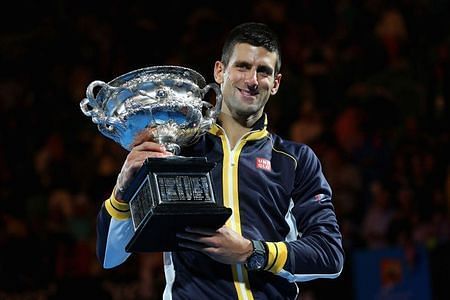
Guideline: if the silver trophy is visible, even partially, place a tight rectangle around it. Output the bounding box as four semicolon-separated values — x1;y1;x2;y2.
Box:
80;65;221;152
80;65;231;252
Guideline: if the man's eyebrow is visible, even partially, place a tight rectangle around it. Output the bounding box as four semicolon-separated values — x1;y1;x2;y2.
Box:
257;65;274;75
233;61;274;75
233;61;252;68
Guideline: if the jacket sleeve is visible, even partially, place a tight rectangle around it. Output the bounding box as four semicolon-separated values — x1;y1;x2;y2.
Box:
264;145;344;282
96;191;134;269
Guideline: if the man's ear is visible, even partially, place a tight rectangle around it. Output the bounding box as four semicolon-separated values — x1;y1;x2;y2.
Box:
214;61;224;84
270;73;282;95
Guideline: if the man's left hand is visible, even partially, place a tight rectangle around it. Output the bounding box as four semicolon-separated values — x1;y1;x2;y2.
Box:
176;226;253;265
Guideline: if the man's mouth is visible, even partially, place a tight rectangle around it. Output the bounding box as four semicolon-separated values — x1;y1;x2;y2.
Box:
237;87;258;96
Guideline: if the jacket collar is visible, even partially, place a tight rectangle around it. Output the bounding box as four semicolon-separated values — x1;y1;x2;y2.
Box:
210;113;269;141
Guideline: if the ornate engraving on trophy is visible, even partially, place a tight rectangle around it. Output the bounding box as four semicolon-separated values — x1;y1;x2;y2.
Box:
79;66;221;153
154;173;214;203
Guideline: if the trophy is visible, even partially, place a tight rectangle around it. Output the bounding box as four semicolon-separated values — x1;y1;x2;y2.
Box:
80;65;232;252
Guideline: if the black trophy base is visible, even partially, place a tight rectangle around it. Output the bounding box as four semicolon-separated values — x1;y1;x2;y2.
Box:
125;204;231;252
122;156;232;253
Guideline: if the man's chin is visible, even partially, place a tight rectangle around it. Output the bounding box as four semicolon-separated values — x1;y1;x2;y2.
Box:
233;107;261;119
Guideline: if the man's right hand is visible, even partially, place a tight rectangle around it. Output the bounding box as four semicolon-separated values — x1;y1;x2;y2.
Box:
114;141;173;201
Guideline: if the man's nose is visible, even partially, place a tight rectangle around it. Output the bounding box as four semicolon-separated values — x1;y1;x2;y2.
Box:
245;70;258;90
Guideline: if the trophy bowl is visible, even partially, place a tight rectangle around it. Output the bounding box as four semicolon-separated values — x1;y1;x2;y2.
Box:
80;65;222;153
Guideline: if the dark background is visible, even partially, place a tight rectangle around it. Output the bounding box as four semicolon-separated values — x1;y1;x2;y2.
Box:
0;0;449;299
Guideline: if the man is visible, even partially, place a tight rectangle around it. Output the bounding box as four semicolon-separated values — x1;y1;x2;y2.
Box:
97;22;344;299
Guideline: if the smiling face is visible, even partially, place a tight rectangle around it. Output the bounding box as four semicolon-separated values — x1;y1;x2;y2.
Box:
214;43;282;122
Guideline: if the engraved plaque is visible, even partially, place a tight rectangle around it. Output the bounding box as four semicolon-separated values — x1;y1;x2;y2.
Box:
155;174;214;203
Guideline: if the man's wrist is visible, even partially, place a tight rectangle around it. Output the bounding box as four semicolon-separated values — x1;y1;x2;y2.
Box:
114;185;127;202
242;239;253;263
105;189;131;220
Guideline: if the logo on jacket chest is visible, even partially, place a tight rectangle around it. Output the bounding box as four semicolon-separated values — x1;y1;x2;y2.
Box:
255;157;271;171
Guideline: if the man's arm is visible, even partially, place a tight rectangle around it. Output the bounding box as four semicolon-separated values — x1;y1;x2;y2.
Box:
176;145;344;282
96;192;134;268
96;141;172;268
273;145;344;282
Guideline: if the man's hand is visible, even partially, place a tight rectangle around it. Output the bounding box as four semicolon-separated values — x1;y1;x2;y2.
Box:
115;141;172;200
176;226;253;265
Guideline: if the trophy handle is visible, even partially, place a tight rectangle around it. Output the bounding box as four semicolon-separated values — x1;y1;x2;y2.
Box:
80;80;126;144
199;83;222;130
80;80;108;117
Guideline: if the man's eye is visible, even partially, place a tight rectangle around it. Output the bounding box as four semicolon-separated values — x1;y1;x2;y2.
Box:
258;71;272;78
236;66;248;70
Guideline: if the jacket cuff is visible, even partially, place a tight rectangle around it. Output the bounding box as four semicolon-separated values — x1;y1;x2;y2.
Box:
264;242;288;274
104;188;131;220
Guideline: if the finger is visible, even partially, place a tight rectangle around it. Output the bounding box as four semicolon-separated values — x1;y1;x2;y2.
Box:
176;232;204;242
178;240;203;251
177;232;217;247
178;241;216;254
185;227;217;236
122;148;169;178
133;141;166;152
132;145;174;159
127;150;169;167
132;128;157;147
129;159;147;171
118;156;156;186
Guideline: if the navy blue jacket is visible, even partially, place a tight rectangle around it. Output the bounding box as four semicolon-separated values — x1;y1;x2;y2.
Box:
97;115;344;299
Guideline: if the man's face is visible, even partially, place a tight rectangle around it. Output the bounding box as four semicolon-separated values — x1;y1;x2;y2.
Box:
214;43;282;120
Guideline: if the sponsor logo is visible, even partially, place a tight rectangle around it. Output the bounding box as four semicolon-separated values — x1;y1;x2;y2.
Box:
256;157;271;171
314;194;327;203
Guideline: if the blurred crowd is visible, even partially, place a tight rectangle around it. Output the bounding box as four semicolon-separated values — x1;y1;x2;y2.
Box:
0;0;449;299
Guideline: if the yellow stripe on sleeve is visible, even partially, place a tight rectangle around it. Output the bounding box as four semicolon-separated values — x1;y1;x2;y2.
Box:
104;189;131;220
265;242;277;271
265;242;288;274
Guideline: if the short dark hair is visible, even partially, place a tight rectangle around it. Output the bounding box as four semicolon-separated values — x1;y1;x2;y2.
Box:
221;22;282;74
